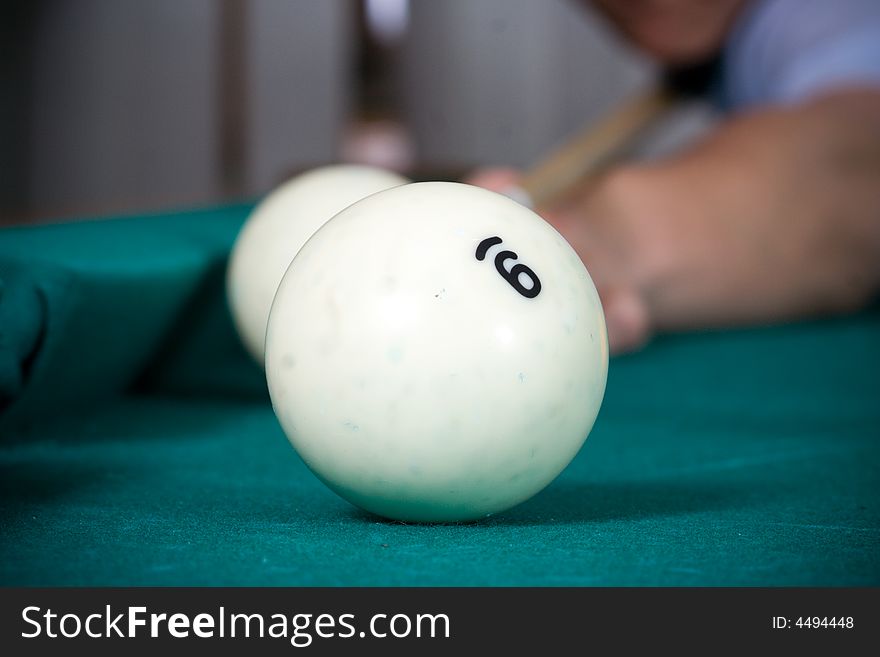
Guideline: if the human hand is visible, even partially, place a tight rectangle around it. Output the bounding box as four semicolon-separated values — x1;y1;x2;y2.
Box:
467;167;655;354
469;90;880;356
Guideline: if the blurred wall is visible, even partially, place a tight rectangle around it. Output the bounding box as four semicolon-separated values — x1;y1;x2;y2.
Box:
1;0;713;223
244;0;353;193
2;0;354;222
25;0;220;217
402;0;653;169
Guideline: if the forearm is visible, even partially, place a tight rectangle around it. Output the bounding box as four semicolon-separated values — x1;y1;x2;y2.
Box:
600;89;880;333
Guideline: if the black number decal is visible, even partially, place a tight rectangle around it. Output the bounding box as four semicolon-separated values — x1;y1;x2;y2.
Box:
475;236;502;260
475;236;542;299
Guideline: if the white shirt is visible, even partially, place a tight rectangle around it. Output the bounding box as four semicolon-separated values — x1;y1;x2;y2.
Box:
721;0;880;109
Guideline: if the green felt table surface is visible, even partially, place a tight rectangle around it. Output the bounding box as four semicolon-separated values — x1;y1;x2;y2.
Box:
0;206;878;586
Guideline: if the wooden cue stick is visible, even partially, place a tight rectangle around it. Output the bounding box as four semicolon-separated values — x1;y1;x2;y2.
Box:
513;86;676;209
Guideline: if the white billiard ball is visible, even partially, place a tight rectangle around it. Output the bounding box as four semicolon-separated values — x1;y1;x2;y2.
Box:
227;165;408;363
265;181;608;522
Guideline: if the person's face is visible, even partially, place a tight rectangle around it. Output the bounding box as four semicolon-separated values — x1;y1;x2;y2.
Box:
592;0;749;64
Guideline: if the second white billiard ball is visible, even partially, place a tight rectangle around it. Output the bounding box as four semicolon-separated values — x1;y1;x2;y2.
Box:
227;165;408;363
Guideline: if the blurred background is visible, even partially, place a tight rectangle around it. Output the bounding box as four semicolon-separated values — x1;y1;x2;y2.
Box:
0;0;715;224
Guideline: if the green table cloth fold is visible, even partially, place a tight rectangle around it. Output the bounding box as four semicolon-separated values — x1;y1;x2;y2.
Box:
0;205;266;436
